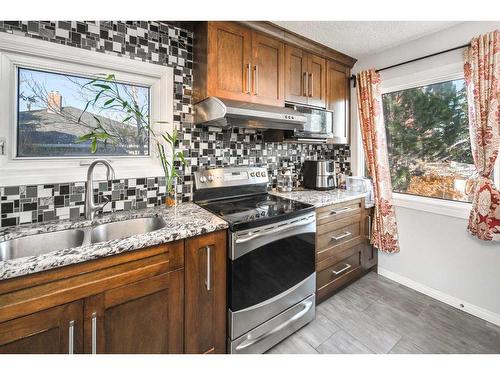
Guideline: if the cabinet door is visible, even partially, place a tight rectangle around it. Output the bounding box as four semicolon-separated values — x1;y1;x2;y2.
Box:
327;60;350;143
251;32;285;106
361;208;378;271
184;231;227;354
0;301;83;354
285;45;308;105
84;271;184;354
207;22;252;102
307;53;327;108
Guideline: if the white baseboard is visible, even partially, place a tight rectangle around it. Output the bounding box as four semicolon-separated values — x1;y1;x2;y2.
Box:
378;267;500;327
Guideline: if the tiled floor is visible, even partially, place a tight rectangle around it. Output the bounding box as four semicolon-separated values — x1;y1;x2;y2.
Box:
267;272;500;354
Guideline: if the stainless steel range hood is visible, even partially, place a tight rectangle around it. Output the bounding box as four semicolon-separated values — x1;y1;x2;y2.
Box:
194;97;306;130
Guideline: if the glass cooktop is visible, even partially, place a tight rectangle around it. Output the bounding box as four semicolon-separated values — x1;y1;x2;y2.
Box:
197;193;315;231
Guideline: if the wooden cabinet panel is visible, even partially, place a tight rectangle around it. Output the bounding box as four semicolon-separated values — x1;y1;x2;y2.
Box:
252;32;284;106
316;198;362;225
207;22;252;102
285;45;308;105
84;271;183;354
361;207;378;271
314;198;378;302
285;47;326;107
307;54;327;108
316;247;363;303
327;60;350;143
0;301;83;354
184;230;227;354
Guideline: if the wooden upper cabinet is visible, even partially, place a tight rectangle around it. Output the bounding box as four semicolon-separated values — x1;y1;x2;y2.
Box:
84;271;183;354
184;231;227;354
196;22;284;106
307;54;327;108
251;32;285;106
0;301;83;354
207;22;252;102
326;60;350;143
285;46;326;108
285;45;308;105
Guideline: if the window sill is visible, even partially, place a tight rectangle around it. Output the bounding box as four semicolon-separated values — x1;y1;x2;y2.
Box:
392;193;471;220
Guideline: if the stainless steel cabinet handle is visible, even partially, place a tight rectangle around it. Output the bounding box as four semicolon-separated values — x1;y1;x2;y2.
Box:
235;299;313;351
331;231;351;241
253;65;259;95
367;215;372;239
246;63;251;94
91;312;97;354
332;263;352;275
68;320;75;354
330;207;354;215
309;72;313;97
205;245;211;291
303;72;308;96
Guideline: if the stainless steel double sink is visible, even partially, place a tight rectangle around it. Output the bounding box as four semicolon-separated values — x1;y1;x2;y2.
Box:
0;217;166;262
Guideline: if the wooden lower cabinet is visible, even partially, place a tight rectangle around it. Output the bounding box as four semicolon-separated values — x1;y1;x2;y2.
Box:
0;301;83;354
184;230;226;354
0;230;227;354
84;270;183;354
315;199;377;303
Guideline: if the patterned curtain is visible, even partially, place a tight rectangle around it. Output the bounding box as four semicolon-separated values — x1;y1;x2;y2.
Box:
464;30;500;241
356;69;400;253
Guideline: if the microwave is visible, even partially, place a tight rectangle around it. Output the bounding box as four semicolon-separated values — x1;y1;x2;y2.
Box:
285;103;334;140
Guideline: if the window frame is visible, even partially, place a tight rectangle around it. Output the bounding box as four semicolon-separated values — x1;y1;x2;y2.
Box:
0;32;174;186
356;49;500;219
15;66;153;159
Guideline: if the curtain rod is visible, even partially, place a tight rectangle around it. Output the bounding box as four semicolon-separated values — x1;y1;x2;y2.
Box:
350;42;471;87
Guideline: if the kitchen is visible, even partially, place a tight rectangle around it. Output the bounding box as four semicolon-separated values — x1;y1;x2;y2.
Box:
0;1;500;372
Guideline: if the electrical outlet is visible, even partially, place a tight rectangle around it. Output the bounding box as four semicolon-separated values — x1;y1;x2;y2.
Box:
0;137;5;155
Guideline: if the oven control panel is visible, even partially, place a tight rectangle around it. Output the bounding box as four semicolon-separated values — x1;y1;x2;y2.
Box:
194;166;269;189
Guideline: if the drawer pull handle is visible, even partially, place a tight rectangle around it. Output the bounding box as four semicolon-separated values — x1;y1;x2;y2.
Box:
68;320;75;354
332;263;352;275
367;215;372;239
330;207;354;215
205;245;211;291
91;312;97;354
331;231;351;241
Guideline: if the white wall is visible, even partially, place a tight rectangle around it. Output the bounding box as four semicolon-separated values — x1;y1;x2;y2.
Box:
350;21;500;325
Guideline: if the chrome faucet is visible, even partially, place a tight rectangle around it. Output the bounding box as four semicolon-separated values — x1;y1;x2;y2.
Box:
85;159;115;220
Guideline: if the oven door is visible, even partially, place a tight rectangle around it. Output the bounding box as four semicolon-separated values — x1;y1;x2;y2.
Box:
228;213;316;340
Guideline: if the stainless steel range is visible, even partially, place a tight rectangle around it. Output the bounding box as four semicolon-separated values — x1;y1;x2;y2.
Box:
193;166;316;354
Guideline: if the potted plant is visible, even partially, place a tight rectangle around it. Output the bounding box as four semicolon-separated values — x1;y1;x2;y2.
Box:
76;74;186;207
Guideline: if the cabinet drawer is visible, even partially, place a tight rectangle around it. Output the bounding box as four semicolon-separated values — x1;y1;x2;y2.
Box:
316;199;362;225
316;250;362;302
317;219;361;253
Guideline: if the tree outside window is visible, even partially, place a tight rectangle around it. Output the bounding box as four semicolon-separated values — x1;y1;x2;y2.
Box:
382;79;474;202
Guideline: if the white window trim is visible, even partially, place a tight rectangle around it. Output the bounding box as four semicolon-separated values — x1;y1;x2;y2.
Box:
355;48;500;219
0;32;174;186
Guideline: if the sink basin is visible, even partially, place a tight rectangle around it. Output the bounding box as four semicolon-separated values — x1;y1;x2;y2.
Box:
91;217;166;243
0;229;86;261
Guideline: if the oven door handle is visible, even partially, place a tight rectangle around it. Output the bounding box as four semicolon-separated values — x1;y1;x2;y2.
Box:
234;299;313;352
235;216;315;244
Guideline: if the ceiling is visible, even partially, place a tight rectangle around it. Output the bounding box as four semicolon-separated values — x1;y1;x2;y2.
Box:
272;21;463;59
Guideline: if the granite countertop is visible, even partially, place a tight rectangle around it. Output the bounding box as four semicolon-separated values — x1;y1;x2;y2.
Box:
271;188;372;209
0;203;228;281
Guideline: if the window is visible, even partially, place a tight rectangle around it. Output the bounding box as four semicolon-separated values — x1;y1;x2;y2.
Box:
17;67;150;157
382;79;474;203
0;33;173;186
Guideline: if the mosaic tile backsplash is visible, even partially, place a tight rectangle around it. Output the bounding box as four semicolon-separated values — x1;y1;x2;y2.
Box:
0;178;167;228
0;21;351;228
